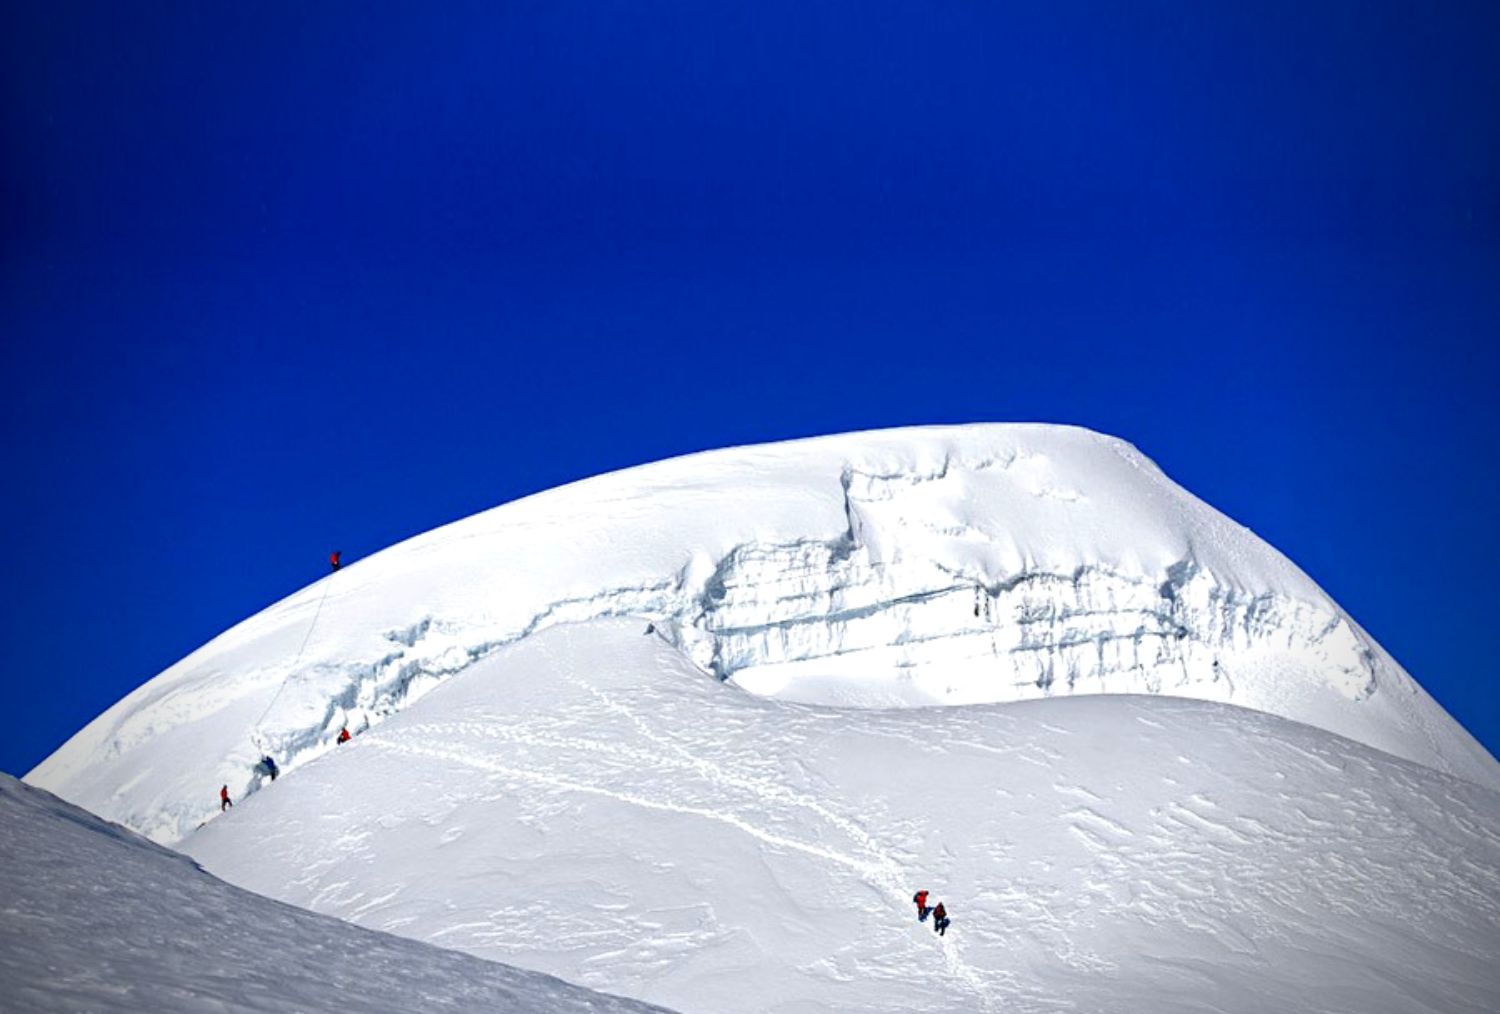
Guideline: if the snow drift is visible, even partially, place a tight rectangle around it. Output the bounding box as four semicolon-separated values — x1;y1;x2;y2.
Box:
29;425;1496;843
0;773;675;1014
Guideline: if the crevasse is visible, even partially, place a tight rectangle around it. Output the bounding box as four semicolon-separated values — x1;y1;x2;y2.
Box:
260;464;1377;767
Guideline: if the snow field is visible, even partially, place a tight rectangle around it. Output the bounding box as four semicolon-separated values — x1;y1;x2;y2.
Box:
186;619;1500;1014
0;772;677;1014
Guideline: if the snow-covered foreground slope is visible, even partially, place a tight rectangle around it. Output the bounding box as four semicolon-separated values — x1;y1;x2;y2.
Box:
28;426;1498;843
0;773;675;1014
186;619;1500;1014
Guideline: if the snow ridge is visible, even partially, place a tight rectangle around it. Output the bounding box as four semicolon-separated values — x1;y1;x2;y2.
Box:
0;773;677;1014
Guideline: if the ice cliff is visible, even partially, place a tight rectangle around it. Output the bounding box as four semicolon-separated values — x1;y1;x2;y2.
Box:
28;424;1498;842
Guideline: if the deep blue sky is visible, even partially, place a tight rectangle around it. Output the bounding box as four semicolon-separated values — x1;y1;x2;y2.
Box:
3;2;1497;777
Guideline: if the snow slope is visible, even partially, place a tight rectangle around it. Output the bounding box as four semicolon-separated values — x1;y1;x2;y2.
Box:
0;772;675;1014
28;425;1498;845
183;619;1500;1014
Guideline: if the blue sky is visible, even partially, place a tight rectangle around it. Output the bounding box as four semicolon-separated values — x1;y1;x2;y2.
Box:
2;2;1496;776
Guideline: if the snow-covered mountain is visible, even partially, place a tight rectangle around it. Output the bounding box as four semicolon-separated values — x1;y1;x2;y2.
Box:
28;425;1497;844
21;424;1500;1012
0;773;675;1013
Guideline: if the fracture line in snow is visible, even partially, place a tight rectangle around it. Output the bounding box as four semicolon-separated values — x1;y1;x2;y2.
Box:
372;735;1001;1010
386;677;1003;1010
535;640;1000;1010
395;720;703;778
555;661;909;888
369;739;892;879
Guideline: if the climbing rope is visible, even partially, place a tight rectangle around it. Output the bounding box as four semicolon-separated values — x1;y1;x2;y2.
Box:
250;569;337;751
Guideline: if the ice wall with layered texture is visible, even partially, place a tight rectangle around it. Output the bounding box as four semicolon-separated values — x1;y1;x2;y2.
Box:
28;425;1498;843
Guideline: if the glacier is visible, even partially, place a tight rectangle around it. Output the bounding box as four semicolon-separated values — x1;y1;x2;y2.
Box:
28;424;1496;844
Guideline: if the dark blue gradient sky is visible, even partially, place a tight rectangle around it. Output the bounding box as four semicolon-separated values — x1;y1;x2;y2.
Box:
3;2;1497;776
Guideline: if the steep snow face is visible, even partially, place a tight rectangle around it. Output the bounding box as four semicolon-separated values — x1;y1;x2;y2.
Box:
184;620;1500;1014
28;425;1498;843
0;774;675;1014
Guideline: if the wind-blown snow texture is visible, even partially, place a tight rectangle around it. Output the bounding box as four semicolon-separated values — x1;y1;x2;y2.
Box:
0;773;675;1014
184;621;1500;1014
30;425;1497;844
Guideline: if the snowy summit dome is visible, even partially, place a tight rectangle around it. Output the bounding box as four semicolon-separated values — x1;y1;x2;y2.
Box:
29;424;1498;845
